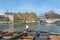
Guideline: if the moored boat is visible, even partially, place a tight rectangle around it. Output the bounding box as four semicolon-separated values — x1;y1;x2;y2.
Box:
49;35;60;40
40;30;48;33
50;32;60;36
2;34;13;39
0;31;8;38
18;36;33;40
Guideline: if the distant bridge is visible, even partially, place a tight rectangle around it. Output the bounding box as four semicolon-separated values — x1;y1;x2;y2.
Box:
45;19;60;23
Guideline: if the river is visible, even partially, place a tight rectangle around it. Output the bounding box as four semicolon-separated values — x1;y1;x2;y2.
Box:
0;23;60;34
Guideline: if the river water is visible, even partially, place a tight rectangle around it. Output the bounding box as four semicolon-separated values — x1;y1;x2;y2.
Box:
0;24;60;40
0;24;60;34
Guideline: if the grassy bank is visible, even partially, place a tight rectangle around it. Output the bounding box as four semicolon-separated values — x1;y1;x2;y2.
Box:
0;21;14;24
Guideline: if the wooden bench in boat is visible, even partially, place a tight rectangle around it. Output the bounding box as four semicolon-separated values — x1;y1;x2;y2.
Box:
49;35;60;40
19;36;33;40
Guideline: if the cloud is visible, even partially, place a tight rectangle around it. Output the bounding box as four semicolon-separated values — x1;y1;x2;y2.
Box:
1;0;60;15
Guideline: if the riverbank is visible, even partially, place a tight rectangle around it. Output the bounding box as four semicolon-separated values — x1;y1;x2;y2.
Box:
0;21;39;24
0;21;58;24
0;21;14;24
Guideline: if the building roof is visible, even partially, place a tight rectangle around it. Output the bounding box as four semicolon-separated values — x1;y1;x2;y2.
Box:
5;12;13;15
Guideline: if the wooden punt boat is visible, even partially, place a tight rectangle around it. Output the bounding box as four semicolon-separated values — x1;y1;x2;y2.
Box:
0;31;8;38
2;34;12;39
50;32;59;36
18;36;33;40
3;36;12;39
49;32;60;40
49;35;60;40
40;30;48;33
2;32;21;39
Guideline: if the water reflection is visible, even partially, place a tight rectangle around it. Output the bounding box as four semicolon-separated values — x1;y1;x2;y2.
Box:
35;24;60;34
0;24;60;34
7;24;15;32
